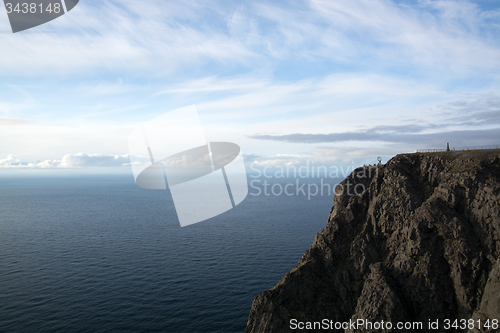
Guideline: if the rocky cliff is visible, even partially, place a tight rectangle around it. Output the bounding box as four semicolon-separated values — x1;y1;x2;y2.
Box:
246;150;500;333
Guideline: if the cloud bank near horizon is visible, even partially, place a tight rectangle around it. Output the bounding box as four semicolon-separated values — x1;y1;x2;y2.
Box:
0;153;130;169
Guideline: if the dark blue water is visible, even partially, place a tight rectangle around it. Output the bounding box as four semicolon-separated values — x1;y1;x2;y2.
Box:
0;174;336;333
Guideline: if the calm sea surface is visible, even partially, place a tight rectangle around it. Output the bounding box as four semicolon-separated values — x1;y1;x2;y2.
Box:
0;174;337;333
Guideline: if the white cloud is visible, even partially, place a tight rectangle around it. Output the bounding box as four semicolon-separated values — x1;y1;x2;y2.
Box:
0;153;130;168
1;0;498;76
0;117;135;161
0;154;22;167
0;0;257;76
189;72;443;125
78;78;140;96
0;117;40;126
154;76;269;95
308;0;500;71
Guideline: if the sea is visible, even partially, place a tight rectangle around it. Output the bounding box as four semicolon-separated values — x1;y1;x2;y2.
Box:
0;173;339;333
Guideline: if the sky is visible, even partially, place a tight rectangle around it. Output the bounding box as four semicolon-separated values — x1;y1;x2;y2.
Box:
1;0;499;171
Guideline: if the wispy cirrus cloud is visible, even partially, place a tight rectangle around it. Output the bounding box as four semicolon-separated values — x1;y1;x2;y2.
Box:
308;0;500;72
0;0;257;76
1;0;498;76
77;78;141;96
154;76;269;96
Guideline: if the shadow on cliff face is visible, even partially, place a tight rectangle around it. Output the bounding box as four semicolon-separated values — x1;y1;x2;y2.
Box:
246;149;500;333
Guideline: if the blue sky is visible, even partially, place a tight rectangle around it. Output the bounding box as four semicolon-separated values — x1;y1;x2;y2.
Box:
1;0;499;170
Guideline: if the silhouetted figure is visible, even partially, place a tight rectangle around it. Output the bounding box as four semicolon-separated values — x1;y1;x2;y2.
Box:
446;143;450;152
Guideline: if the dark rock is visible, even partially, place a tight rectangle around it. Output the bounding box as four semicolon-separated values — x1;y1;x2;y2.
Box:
246;150;500;333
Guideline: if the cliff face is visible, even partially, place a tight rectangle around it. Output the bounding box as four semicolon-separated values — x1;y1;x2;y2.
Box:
246;150;500;333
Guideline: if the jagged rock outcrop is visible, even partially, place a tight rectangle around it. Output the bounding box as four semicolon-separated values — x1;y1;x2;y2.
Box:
246;150;500;333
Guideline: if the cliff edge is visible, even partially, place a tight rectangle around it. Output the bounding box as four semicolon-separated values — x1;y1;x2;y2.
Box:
246;150;500;333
